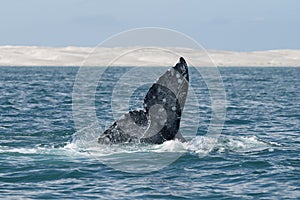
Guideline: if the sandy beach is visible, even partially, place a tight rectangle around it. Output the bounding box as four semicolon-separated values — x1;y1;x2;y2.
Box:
0;46;299;67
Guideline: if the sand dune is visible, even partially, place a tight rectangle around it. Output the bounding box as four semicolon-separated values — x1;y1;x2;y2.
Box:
0;46;299;67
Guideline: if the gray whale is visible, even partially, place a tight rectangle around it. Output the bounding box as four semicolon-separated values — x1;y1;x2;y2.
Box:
98;57;189;144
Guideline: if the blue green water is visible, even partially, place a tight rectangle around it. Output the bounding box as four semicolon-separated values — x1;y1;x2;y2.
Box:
0;66;299;199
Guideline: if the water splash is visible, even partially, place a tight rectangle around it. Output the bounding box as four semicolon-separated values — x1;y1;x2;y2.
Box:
0;135;279;157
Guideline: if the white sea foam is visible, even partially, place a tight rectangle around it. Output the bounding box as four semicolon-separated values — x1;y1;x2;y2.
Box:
0;134;280;174
0;135;279;158
0;147;38;154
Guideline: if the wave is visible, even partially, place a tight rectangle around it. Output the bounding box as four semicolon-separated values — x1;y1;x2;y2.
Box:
0;135;280;156
0;135;281;173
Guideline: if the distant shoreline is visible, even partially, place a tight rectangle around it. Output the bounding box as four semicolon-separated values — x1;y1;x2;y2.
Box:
1;46;299;67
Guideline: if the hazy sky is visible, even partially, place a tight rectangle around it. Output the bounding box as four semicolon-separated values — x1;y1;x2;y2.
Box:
1;0;299;51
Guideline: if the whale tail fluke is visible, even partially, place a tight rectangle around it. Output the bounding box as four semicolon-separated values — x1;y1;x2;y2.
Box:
98;57;189;144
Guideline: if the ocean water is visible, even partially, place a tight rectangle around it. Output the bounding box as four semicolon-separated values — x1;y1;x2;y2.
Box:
0;66;299;199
